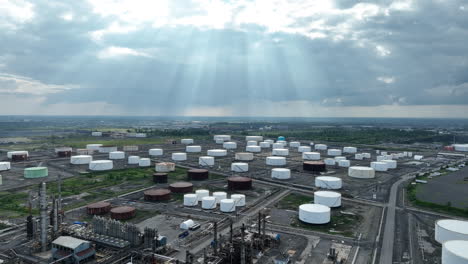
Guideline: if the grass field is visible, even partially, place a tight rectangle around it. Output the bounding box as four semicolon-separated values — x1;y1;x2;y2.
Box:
276;193;313;210
291;212;360;237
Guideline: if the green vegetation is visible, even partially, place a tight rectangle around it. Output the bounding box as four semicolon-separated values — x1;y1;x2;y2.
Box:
291;212;360;237
277;193;313;210
407;184;468;217
0;192;37;218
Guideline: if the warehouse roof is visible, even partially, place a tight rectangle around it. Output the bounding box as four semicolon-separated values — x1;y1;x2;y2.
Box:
52;236;89;249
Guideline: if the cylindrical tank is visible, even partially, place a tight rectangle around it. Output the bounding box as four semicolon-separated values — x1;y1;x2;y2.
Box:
223;142;237;149
214;135;231;142
207;149;227;157
289;142;301;148
172;153;187;161
155;162;175;172
70;155;93;165
272;148;289;156
201;197;217;209
109;151;125;160
170;182;194;193
343;147;358;153
86;201;111;215
7;151;29;159
149;148;163;156
362;153;371;159
245;136;263;142
303;152;321;160
76;149;94;155
303;161;326;173
188;169;209;181
213;192;227;203
99;146;117;153
220;199;236;212
265;139;275;144
315;144;328;150
348;166;376;178
183;194;198;206
231;162;249;172
186;145;201;153
259;142;271;148
128;156;140;164
314;191;342;207
199;156;215;166
24;167;48;178
56;147;72;158
277;141;288;147
355;154;363;160
435;219;468;244
195;189;209;201
338;160;350;167
382;160;397;169
153;173;168;183
227;176;252;190
89;160;113;171
86;144;102;151
139;158;151;167
181;139;194;145
123;145;138;152
231;194;246;207
324;158;336;166
235;152;254;161
247;141;257;146
334;156;346;162
110;206;136;220
246;145;261;152
376;156;386;162
371;162;388;172
0;162;11;171
144;188;171;201
272;143;284;149
266;156;286;166
315;176;342;189
298;146;311;153
328;149;342;156
271;168;291;179
91;131;102;137
442;240;468;264
299;204;331;224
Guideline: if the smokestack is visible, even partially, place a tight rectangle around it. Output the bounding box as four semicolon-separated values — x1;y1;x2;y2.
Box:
39;182;48;252
241;224;246;264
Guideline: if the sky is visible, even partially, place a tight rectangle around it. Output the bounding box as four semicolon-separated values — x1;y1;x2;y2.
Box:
0;0;467;118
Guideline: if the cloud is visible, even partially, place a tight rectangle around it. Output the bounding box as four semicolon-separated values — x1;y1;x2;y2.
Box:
0;0;34;30
97;46;153;59
377;76;395;84
0;73;79;95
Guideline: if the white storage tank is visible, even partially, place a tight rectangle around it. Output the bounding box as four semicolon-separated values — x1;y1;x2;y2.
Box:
259;142;271;148
155;162;175;172
223;142;237;149
207;149;227;157
266;156;287;166
139;158;151;167
0;162;11;171
231;163;249;172
89;160;113;171
334;156;346;162
343;147;357;153
99;146;117;153
265;139;275;144
181;139;194;145
245;136;263;142
355;154;363;160
454;144;468;152
298;146;312;153
277;141;288;147
214;135;231;142
172;153;187;161
186;145;202;153
235;152;254;161
109;151;125;160
247;140;258;146
272;148;289;156
91;131;102;136
338;160;350;167
70;155;92;165
303;152;321;160
213;192;227;203
201;197;216;209
220;199;236;212
231;194;246;207
348;166;376;178
299;204;331;224
442;240;468;264
315;144;328;150
180;219;195;230
315;176;342;189
324;158;336;166
7;150;29;159
376;155;386;161
199;156;215;166
271;168;291;179
246;145;261;152
382;160;397;169
215;139;225;144
86;144;102;151
328;149;342;156
272;143;284;149
289;142;301;148
435;219;468;244
128;156;140;164
195;190;210;201
371;162;388;172
314;191;342;207
414;155;424;161
149;148;163;156
183;194;198;206
362;153;371;159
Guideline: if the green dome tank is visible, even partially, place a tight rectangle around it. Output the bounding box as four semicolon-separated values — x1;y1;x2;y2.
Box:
24;167;48;178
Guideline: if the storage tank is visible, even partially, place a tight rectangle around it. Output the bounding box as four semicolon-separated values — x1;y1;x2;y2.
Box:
70;155;93;165
259;142;271;148
277;136;286;141
89;160;113;171
246;145;261;152
213;192;227;203
220;199;236;212
172;153;187;161
180;219;195;230
99;146;117;153
199;156;215;166
314;191;341;207
76;149;94;155
214;135;231;142
271;168;291;179
276;141;288;147
109;151;125;160
188;169;209;181
139;158;151;167
0;162;11;171
303;152;321;160
128;156;140;164
227;176;252;190
299;204;331;224
454;144;468;152
86;201;111;215
181;139;194;145
266;156;286;166
290;142;301;148
149;148;163;156
272;143;284;149
7;151;29;160
91;131;102;137
223;142;237;149
155;162;175;172
153;173;168;184
370;162;388;172
247;140;258;146
235;152;254;161
376;155;386;162
338;160;350;167
207;149;227;157
315;176;342;189
110;206;136;220
195;189;210;201
327;149;342;156
201;197;217;209
231;194;246;207
354;154;363;160
334;156;346;162
86;144;102;151
298;146;312;153
55;147;72;157
303;161;326;173
435;219;468;244
324;158;335;166
186;145;202;153
170;182;193;193
183;194;198;206
245;136;263;142
144;188;171;201
382;160;397;169
343;147;358;153
123;145;138;152
265;139;275;144
362;153;371;159
272;148;289;156
442;240;468;264
231;162;249;172
315;144;328;150
348;166;376;178
24;167;48;178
